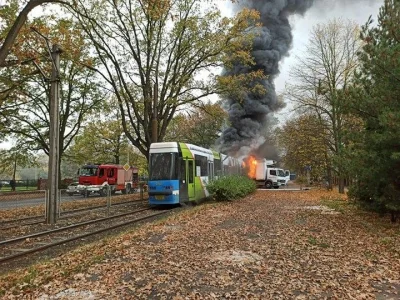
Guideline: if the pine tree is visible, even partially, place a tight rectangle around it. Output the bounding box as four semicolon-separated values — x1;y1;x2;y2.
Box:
348;0;400;222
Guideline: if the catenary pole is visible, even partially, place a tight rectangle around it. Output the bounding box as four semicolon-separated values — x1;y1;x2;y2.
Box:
151;78;158;143
46;44;62;225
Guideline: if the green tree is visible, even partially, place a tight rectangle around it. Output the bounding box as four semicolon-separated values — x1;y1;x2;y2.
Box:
276;113;329;183
0;146;38;180
66;118;128;166
286;19;362;193
68;0;261;160
0;17;103;179
164;102;228;148
347;0;400;222
64;103;148;175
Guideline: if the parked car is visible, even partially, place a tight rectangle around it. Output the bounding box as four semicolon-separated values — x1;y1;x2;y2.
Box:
66;182;80;196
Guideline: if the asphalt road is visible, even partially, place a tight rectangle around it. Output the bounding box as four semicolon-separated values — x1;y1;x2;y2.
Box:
0;193;86;210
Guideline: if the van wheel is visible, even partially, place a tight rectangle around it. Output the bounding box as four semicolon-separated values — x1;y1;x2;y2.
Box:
265;181;273;189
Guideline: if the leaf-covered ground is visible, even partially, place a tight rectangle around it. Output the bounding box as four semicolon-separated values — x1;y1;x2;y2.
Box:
1;190;399;299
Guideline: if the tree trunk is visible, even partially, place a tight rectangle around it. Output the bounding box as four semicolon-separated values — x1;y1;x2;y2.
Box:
338;176;345;194
12;157;17;180
327;166;333;191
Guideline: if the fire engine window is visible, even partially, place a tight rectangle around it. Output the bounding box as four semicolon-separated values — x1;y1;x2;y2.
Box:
108;169;114;177
270;170;276;176
79;167;98;176
99;169;104;177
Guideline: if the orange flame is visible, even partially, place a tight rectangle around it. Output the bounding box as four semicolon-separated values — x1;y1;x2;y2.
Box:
243;156;257;179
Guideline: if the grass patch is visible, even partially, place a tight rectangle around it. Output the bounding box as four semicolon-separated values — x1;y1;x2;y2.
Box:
308;236;317;245
22;267;38;285
319;242;330;248
380;236;395;247
320;197;350;213
308;236;330;248
363;250;378;261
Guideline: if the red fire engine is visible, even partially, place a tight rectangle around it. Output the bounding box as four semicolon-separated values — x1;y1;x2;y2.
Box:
77;163;139;196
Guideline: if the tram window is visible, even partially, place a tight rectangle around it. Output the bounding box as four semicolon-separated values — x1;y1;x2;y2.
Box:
179;159;186;181
149;153;178;180
195;155;208;176
214;158;221;175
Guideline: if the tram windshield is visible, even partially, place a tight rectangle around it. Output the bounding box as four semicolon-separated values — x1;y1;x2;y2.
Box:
149;153;178;180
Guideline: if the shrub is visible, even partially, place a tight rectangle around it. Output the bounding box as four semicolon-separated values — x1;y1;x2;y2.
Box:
295;175;308;186
207;175;256;201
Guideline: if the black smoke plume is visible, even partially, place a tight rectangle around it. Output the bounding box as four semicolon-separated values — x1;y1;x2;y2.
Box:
218;0;314;158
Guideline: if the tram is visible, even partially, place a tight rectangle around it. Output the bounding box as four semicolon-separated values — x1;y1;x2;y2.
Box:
147;142;241;205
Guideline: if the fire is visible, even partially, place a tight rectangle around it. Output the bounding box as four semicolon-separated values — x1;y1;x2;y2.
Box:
243;156;257;179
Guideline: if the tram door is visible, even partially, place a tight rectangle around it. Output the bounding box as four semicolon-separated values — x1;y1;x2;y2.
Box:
187;159;195;200
179;158;195;202
179;158;188;202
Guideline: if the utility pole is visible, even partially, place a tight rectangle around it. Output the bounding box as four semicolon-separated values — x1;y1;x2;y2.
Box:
30;28;62;225
151;71;159;143
47;44;62;225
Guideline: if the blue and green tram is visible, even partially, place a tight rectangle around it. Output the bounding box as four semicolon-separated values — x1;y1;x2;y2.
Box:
148;142;241;205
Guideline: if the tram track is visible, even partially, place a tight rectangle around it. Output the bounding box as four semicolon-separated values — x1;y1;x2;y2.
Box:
0;206;175;265
0;198;149;231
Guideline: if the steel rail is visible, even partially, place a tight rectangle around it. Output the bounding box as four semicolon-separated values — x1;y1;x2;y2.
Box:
0;198;149;230
0;207;151;246
0;206;170;264
59;198;148;216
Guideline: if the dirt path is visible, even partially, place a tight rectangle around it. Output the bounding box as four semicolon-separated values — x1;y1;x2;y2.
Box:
1;190;399;299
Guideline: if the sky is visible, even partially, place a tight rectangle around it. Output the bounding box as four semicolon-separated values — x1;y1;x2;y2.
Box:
272;0;384;122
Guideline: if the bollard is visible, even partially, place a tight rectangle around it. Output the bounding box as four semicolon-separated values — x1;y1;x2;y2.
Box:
58;189;62;219
107;186;111;216
45;189;48;219
140;182;144;201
